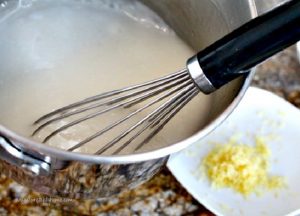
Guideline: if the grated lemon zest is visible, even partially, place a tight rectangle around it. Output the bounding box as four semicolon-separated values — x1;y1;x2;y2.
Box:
202;137;285;196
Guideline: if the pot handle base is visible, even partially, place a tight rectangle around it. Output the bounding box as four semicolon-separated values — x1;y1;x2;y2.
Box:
0;136;51;176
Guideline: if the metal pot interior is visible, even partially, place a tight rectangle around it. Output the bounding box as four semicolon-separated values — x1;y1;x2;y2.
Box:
0;0;256;163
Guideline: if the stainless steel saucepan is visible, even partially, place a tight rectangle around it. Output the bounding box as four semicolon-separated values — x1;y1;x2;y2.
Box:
0;0;287;199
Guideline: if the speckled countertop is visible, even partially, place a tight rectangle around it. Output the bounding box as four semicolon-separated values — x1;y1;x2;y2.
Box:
0;46;299;216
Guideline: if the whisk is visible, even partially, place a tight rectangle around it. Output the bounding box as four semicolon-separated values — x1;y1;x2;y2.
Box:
33;0;300;154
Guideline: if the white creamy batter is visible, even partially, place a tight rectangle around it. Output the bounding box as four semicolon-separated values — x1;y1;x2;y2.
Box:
0;0;212;155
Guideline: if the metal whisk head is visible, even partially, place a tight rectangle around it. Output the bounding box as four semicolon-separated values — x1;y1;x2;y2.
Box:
32;69;199;155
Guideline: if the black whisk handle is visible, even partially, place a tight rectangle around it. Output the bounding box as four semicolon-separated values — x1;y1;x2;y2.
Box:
195;0;300;90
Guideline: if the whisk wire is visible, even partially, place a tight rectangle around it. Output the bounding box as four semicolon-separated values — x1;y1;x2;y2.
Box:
113;86;199;154
36;73;191;142
68;79;193;151
95;83;197;154
133;87;199;152
32;69;200;154
34;69;188;124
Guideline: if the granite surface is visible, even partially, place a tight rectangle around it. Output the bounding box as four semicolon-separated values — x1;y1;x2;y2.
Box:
0;46;299;216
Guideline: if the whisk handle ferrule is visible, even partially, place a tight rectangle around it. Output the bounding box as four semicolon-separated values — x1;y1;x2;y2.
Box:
192;0;300;90
186;56;216;94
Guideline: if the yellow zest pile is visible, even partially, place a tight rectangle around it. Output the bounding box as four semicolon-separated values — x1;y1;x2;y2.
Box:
202;137;284;196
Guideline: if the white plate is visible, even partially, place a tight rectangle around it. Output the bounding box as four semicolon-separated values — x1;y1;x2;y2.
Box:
167;87;300;216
